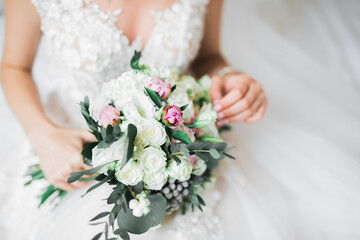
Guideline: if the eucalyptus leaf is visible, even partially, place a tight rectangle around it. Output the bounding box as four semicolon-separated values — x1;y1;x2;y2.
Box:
117;194;166;234
67;164;107;183
92;232;102;240
209;148;221;159
90;212;110;222
172;155;182;165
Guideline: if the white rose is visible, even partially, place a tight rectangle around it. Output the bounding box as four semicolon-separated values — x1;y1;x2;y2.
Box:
115;159;144;186
143;168;168;190
192;158;207;176
135;119;167;148
138;146;167;172
166;157;193;181
92;136;127;167
122;91;157;123
196;103;220;138
182;101;195;123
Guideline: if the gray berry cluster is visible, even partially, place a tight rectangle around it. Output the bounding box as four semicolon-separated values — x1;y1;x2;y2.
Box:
157;178;190;215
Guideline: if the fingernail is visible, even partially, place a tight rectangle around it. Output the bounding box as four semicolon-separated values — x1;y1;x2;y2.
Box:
223;118;229;124
217;112;224;119
213;99;220;105
213;104;222;112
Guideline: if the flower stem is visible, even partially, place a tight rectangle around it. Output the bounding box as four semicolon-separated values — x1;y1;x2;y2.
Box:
128;186;138;201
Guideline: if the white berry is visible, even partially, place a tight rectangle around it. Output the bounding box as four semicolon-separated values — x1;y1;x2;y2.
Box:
132;208;143;217
129;199;139;210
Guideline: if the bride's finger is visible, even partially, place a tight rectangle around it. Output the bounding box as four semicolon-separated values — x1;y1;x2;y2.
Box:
218;88;263;120
54;180;76;191
213;88;244;112
244;102;267;124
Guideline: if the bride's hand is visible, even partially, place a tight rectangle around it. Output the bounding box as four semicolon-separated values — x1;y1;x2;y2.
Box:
28;125;97;191
210;72;268;126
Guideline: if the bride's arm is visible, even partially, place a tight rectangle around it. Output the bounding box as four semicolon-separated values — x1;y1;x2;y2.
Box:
191;0;268;125
1;0;93;191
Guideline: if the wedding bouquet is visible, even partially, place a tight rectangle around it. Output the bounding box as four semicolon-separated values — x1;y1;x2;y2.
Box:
26;51;235;240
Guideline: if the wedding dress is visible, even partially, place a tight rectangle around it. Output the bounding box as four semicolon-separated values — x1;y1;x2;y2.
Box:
1;0;360;240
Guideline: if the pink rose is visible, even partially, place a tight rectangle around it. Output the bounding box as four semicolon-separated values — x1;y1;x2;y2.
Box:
162;105;183;126
99;105;121;127
147;77;172;99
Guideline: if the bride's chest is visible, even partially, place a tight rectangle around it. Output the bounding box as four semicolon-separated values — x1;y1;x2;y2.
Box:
32;0;209;74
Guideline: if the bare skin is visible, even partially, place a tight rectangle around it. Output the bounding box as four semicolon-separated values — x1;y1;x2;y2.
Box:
1;0;267;191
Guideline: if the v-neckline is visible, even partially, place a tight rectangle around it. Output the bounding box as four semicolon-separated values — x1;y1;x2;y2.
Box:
83;0;184;52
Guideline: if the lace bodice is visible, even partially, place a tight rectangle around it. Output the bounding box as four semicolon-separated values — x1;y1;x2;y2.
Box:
31;0;208;107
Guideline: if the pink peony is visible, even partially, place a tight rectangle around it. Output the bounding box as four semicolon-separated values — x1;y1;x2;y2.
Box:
172;123;196;142
188;155;198;165
99;105;121;127
147;77;172;99
162;105;183;126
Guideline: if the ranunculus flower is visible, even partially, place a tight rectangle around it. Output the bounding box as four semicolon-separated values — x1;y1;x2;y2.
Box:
162;105;183;126
99;105;121;127
166;156;193;181
115;159;144;186
147;77;172;99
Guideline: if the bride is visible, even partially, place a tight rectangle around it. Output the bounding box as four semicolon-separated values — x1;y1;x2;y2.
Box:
1;0;359;239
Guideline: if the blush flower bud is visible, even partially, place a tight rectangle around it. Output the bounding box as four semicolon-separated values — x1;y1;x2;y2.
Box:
147;77;172;99
99;105;121;127
162;105;183;126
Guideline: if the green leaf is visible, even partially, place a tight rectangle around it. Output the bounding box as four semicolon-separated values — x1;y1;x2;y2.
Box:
224;152;236;160
180;104;189;111
118;231;130;240
224;146;236;153
81;174;113;198
92;232;102;240
197;194;206;206
117;194;166;234
212;142;227;151
209;148;221;159
197;136;224;143
67;164;107;183
121;124;137;169
144;87;163;109
81;142;98;166
172;155;182;165
90;211;110;222
171;85;177;92
130;50;141;69
187;142;212;151
167;127;192;144
133;181;144;194
114;229;130;240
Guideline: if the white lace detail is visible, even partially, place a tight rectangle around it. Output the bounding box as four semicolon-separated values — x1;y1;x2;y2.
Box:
30;0;208;107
